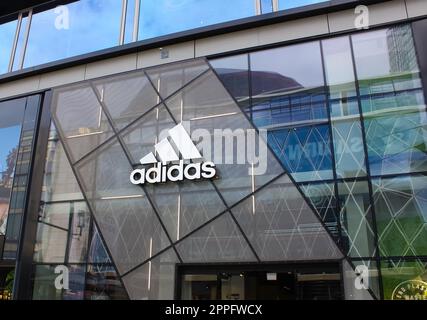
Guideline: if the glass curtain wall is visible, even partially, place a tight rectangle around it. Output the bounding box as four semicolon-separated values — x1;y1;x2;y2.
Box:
0;0;332;75
31;125;128;300
211;23;427;300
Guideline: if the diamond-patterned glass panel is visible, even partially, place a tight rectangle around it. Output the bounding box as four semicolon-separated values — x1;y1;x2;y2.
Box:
231;174;342;261
373;175;427;257
332;117;367;178
51;84;114;163
267;125;333;182
300;182;340;243
145;181;227;242
122;248;179;300
121;104;175;165
74;138;171;274
93;72;160;130
165;70;284;207
338;180;376;258
176;212;257;263
145;59;209;99
362;91;427;176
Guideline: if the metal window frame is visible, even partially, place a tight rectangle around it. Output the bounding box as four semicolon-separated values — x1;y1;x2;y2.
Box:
7;9;33;73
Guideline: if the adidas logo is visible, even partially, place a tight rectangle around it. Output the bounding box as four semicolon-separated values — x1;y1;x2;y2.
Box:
130;123;216;185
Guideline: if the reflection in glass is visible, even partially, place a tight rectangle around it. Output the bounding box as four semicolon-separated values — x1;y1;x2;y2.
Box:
342;259;379;300
232;175;342;261
24;0;122;68
250;41;324;102
352;25;422;96
381;259;427;300
210;54;250;109
138;0;255;40
34;201;90;263
0;19;17;74
122;248;179;300
322;36;357;100
41;128;84;203
373;175;427;257
0;98;26;236
338;180;375;258
85;264;128;300
362;91;427;176
32;264;85;300
279;0;328;10
3;95;40;259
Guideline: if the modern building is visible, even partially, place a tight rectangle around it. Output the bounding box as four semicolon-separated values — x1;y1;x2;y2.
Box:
0;0;426;301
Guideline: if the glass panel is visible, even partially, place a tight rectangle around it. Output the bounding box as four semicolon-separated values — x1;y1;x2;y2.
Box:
249;42;331;182
52;83;115;163
279;0;328;10
87;224;111;264
210;54;250;109
122;248;179;300
24;0;122;68
261;0;273;13
362;90;427;176
250;41;324;104
121;105;176;165
231;174;342;261
181;274;218;300
85;264;128;300
381;259;427;300
352;25;422;96
0;19;17;74
322;36;357;100
75;138;171;274
67;202;91;263
0;98;26;236
331;109;367;178
145;59;209;100
3;95;40;259
32;264;85;300
338;180;376;258
93;72;159;131
176;212;257;263
138;0;255;40
373;175;427;257
41;130;84;203
165;69;284;207
124;0;136;44
300;182;340;243
342;259;379;300
121;104;227;241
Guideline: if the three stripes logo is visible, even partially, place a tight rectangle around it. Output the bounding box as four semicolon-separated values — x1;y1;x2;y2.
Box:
130;123;216;185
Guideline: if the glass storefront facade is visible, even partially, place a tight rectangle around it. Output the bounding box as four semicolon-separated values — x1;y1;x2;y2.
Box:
1;18;427;300
0;0;330;74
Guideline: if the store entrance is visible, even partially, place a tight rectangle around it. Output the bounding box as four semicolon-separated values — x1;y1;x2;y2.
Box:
177;262;342;300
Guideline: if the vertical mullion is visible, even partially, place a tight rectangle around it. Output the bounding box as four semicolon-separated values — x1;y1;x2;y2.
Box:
119;0;128;45
319;39;344;253
133;0;140;42
272;0;279;12
8;13;22;72
255;0;261;15
18;9;33;70
348;34;384;300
